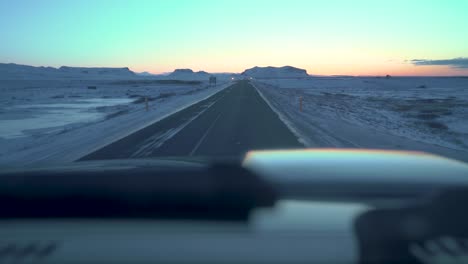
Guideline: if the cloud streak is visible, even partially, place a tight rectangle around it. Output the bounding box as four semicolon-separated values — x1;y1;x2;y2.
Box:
411;57;468;69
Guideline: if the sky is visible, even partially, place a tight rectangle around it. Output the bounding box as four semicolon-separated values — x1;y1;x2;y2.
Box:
1;0;468;76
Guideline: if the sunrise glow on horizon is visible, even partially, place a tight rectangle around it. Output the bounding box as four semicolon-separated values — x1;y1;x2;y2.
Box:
1;0;468;76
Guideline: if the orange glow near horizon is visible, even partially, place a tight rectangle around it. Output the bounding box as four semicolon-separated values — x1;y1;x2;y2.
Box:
130;63;467;77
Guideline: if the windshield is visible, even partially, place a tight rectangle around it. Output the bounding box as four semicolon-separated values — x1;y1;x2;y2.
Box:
1;0;467;166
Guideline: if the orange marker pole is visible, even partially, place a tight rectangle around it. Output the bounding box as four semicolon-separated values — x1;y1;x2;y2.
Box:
299;96;303;112
145;97;149;112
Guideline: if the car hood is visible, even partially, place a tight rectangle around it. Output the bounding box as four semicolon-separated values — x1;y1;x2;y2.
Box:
2;149;468;204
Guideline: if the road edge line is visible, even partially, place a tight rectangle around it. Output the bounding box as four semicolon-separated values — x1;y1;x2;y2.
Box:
251;81;309;147
189;112;223;156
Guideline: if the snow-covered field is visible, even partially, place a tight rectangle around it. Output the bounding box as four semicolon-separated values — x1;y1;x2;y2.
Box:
254;77;468;162
2;68;467;165
0;79;231;165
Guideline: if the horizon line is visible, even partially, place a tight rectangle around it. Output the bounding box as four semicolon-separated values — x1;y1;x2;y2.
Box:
2;62;468;78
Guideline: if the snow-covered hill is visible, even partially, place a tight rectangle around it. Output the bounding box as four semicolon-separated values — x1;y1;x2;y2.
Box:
136;71;159;77
58;66;135;77
241;66;309;79
0;63;239;81
0;63;136;79
165;69;210;81
162;69;237;81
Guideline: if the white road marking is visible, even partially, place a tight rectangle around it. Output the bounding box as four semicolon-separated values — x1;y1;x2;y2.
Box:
130;90;230;157
250;82;308;147
189;112;223;156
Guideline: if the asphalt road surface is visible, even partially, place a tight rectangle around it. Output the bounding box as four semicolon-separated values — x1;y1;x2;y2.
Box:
80;81;303;161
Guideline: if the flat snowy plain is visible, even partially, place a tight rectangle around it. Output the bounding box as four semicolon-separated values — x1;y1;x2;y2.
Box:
1;75;467;165
254;77;468;162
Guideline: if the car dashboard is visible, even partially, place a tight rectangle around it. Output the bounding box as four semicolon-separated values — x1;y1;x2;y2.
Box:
1;149;468;264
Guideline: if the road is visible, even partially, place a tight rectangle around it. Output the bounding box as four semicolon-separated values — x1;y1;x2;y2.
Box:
79;81;303;160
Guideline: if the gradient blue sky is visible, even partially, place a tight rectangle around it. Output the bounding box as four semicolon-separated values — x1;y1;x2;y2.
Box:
1;0;468;75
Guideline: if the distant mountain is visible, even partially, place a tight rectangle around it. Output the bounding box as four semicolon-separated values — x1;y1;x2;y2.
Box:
173;69;194;74
0;63;136;79
163;69;239;81
136;71;158;77
59;66;135;77
241;66;309;79
165;69;211;81
0;63;59;79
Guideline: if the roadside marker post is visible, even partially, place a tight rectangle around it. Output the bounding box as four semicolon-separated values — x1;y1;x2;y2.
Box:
145;97;149;112
299;96;303;112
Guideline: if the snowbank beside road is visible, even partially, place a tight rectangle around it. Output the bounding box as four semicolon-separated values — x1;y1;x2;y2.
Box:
253;77;468;162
